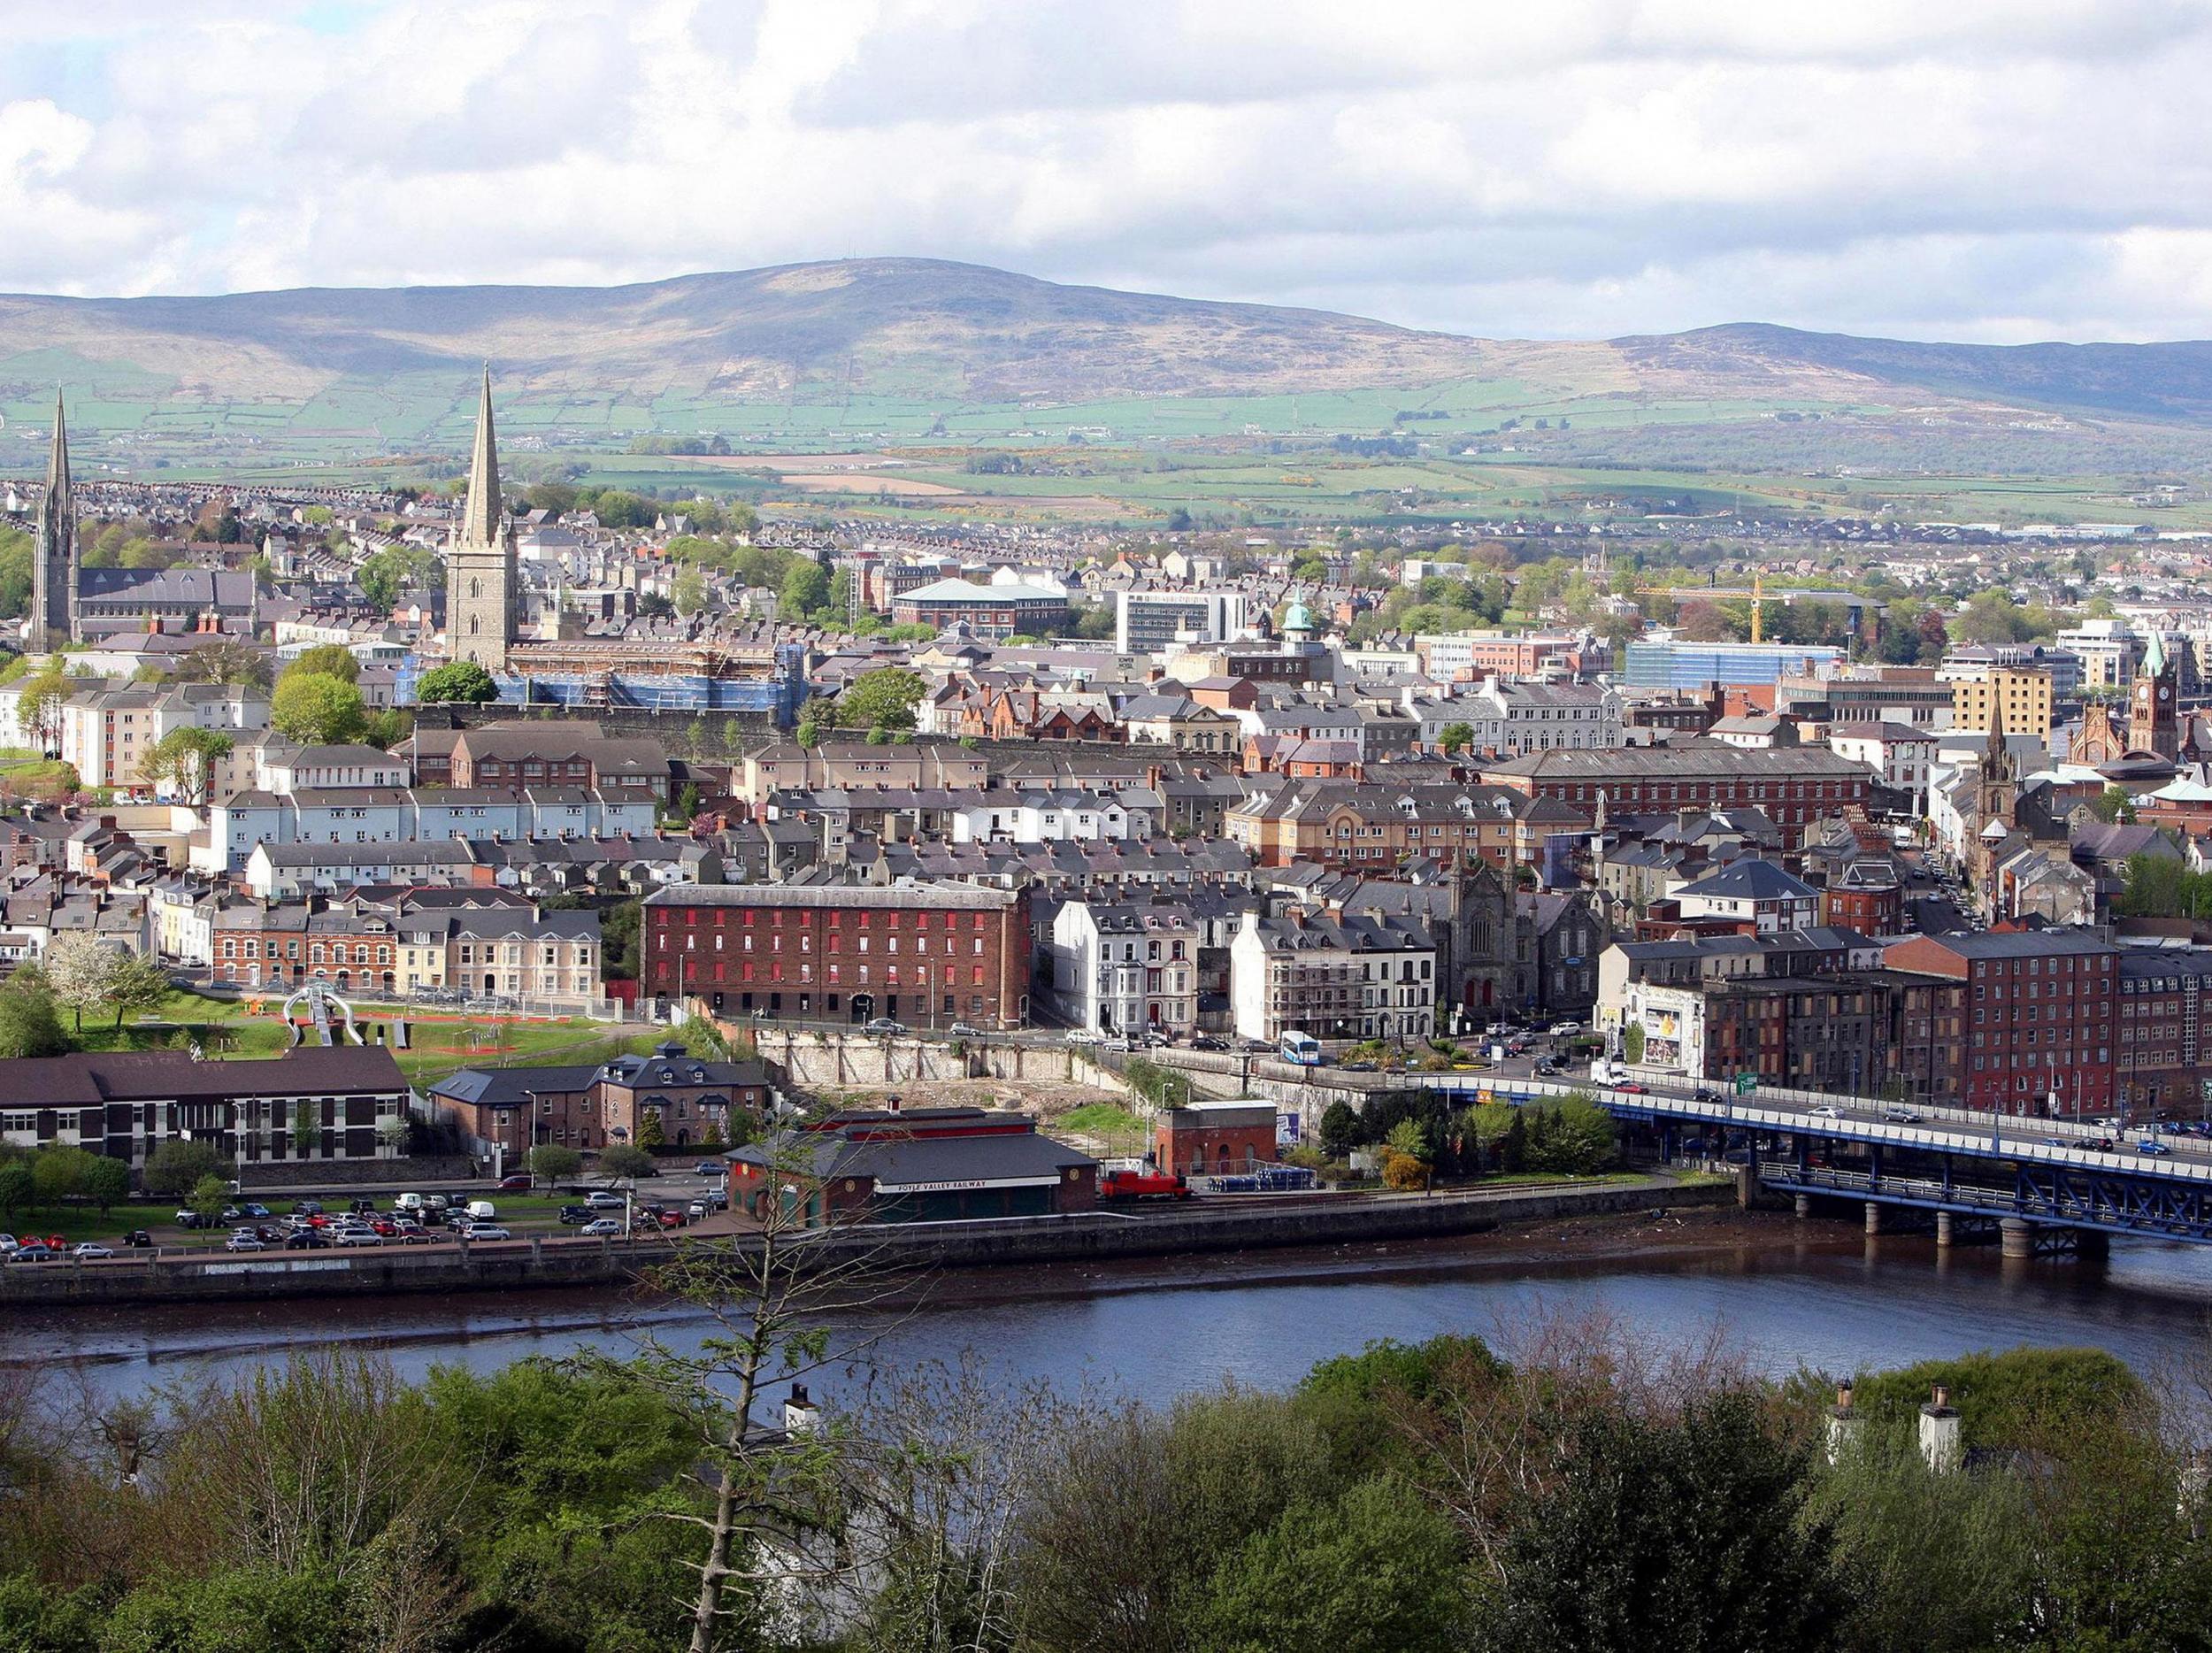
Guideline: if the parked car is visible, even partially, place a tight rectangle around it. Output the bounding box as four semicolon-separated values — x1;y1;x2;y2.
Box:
0;1234;14;1255
349;1199;379;1216
657;1209;687;1229
224;1233;265;1252
173;1210;209;1229
559;1204;594;1225
585;1191;627;1210
1548;1021;1583;1036
580;1218;622;1237
863;1018;908;1036
332;1228;384;1247
693;1162;722;1178
71;1243;113;1260
460;1224;511;1241
292;1201;324;1218
394;1223;433;1244
283;1231;330;1250
369;1217;397;1236
1064;1028;1104;1046
687;1199;710;1219
497;1174;534;1190
1191;1035;1229;1052
9;1243;57;1264
239;1203;271;1219
948;1021;984;1039
119;1230;153;1249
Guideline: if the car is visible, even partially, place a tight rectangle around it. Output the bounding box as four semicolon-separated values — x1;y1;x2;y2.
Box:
293;1201;323;1217
580;1218;623;1237
1341;1060;1378;1073
657;1209;687;1229
174;1210;209;1229
693;1162;722;1178
1692;1087;1719;1103
119;1230;153;1249
219;1205;242;1223
0;1234;13;1254
2139;1140;2173;1156
9;1242;56;1264
283;1230;331;1250
422;1195;450;1213
332;1227;384;1246
1134;1029;1171;1047
1064;1028;1104;1046
1613;1080;1649;1095
70;1243;113;1260
369;1217;397;1236
1533;1060;1560;1076
2089;1136;2118;1152
394;1223;433;1244
2040;1136;2071;1149
1808;1105;1846;1119
497;1174;534;1190
1549;1021;1583;1036
348;1199;380;1216
1191;1035;1229;1052
459;1224;511;1241
947;1021;984;1039
558;1204;594;1225
687;1199;710;1219
863;1018;908;1036
1882;1108;1924;1124
224;1233;265;1252
585;1191;627;1210
239;1203;271;1219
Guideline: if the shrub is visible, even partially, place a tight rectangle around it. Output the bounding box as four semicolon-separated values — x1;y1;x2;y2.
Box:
1382;1150;1427;1191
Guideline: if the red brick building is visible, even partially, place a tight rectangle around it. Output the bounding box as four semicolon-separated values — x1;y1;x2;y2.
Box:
1478;741;1873;849
1883;931;2119;1116
730;1105;1096;1225
641;883;1033;1030
1155;1100;1278;1178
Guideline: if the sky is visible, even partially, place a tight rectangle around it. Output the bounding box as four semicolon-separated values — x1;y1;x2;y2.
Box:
1;0;2205;344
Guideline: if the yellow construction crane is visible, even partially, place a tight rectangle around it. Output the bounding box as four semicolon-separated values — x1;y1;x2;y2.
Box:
1632;573;1768;641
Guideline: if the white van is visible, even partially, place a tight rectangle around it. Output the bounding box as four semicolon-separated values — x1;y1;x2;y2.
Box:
395;1193;425;1212
465;1200;496;1222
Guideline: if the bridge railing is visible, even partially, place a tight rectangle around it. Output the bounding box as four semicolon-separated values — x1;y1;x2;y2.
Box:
1423;1073;2212;1187
1607;1064;2117;1142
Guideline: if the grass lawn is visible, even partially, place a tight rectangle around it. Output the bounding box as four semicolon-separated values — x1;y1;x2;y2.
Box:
1055;1103;1150;1157
68;990;664;1090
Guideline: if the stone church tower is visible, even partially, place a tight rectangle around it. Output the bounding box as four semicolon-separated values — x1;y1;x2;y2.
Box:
29;388;76;651
2130;631;2180;761
446;366;518;672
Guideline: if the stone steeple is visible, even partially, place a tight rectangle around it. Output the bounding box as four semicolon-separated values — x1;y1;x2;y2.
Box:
2131;629;2179;760
445;365;518;673
29;388;75;651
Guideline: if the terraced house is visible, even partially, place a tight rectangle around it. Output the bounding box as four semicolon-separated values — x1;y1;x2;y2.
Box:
1230;907;1437;1043
1227;780;1589;872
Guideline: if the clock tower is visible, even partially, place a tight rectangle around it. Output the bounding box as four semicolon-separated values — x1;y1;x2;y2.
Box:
2130;631;2180;761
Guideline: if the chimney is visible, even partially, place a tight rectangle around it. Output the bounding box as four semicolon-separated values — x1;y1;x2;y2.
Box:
783;1382;819;1436
1824;1380;1859;1465
1918;1383;1962;1474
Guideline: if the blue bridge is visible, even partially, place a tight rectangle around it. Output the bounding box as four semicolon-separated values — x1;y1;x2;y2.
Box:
1423;1069;2212;1252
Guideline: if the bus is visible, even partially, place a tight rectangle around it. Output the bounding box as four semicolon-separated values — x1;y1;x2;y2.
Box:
1279;1031;1323;1066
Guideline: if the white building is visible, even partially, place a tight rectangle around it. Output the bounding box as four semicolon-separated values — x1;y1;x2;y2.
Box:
1408;678;1621;756
1826;722;1938;808
1047;901;1200;1035
948;788;1156;845
1230;909;1436;1042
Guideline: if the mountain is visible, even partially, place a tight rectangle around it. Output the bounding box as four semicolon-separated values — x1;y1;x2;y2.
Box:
0;258;2208;459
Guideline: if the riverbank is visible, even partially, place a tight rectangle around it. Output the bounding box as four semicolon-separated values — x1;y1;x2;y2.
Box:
0;1175;1734;1309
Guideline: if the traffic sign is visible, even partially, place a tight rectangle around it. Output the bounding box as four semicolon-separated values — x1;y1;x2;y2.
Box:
1735;1073;1758;1096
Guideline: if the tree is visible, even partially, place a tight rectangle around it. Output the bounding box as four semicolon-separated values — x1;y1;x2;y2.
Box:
1437;722;1475;755
293;1096;321;1158
2092;786;2139;825
0;978;68;1058
188;1173;230;1225
16;667;70;755
701;1115;727;1151
83;1153;130;1216
144;1138;233;1197
676;781;703;820
1675;600;1737;642
1623;1022;1645;1065
414;660;499;705
780;561;830;621
43;933;120;1033
600;1144;656;1182
1490;1390;1840;1653
0;1158;29;1223
673;567;708;617
176;636;273;689
31;1144;92;1209
795;711;825;749
273;674;366;745
1386;1119;1432;1163
528;1143;584;1182
105;950;172;1030
1317;1099;1360;1159
357;544;438;610
141;726;234;808
283;643;360;685
833;668;925;733
638;1108;666;1149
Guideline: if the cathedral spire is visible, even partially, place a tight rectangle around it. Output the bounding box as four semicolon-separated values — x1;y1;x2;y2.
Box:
29;387;75;651
460;362;503;547
2143;628;2168;681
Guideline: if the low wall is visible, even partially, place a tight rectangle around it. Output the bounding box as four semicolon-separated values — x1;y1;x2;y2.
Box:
234;1155;475;1191
757;1030;1082;1089
0;1179;1725;1308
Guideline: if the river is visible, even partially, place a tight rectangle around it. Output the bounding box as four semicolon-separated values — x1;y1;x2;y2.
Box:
12;1215;2212;1401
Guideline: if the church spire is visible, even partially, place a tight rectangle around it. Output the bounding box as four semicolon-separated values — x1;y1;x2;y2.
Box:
2143;628;2168;681
460;362;503;546
30;387;75;651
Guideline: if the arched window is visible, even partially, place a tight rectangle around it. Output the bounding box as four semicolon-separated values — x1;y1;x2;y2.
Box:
470;578;480;600
470;617;480;634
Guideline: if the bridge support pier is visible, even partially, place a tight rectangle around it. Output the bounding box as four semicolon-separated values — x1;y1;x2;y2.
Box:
1935;1211;1954;1248
1863;1202;1882;1236
2000;1219;2036;1259
2077;1230;2110;1260
1793;1193;1811;1219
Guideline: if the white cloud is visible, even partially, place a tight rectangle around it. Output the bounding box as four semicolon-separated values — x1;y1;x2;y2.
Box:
1;0;2208;343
